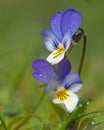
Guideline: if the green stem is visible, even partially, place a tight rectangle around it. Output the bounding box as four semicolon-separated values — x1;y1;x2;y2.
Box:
0;115;7;130
78;30;86;75
68;28;86;75
58;113;76;130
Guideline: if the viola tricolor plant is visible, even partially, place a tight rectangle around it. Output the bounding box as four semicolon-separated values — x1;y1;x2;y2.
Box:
32;8;83;113
32;8;104;130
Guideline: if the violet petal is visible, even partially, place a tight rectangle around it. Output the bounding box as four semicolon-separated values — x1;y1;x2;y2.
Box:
61;8;82;36
62;72;82;89
57;57;71;81
69;83;83;93
51;12;63;40
32;59;58;83
42;30;59;52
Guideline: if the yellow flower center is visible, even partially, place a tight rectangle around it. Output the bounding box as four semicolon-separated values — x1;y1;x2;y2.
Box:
54;44;66;58
56;87;70;101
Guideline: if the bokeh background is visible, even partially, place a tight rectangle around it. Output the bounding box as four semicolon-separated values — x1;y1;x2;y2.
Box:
0;0;104;129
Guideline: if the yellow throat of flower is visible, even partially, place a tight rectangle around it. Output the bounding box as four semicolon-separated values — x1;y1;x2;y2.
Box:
54;44;66;58
56;87;70;101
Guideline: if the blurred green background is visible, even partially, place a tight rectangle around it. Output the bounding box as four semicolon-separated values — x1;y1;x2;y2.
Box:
0;0;104;129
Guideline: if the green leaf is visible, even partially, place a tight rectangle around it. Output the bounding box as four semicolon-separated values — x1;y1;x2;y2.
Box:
92;113;104;125
0;115;7;130
58;99;91;130
78;116;92;130
71;99;91;120
51;102;66;121
78;112;104;130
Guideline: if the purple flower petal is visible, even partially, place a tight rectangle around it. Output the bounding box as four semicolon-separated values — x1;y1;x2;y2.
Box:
33;72;49;83
62;72;83;89
51;12;63;40
69;83;83;93
32;59;58;83
42;30;59;52
57;57;71;81
61;8;82;36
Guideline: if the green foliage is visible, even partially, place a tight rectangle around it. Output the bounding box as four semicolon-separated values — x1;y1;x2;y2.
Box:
0;0;104;129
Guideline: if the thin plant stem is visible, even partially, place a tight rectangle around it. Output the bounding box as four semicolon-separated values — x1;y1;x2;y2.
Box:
68;28;86;75
0;115;7;130
78;28;86;75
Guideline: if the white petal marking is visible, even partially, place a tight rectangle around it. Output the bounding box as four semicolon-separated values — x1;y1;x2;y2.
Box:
47;47;66;65
69;83;83;93
44;38;56;52
43;30;60;52
53;98;62;104
63;91;79;113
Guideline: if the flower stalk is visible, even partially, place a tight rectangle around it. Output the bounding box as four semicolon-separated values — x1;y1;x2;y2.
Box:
78;28;86;75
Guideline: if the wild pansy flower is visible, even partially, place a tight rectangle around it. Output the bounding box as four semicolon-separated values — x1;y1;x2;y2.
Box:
42;8;82;65
32;58;83;113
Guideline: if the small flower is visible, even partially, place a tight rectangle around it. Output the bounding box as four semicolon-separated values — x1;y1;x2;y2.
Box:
32;58;83;113
50;72;83;113
42;8;82;65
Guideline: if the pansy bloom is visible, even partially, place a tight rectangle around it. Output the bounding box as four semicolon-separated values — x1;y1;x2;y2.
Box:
42;8;82;65
32;58;83;113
